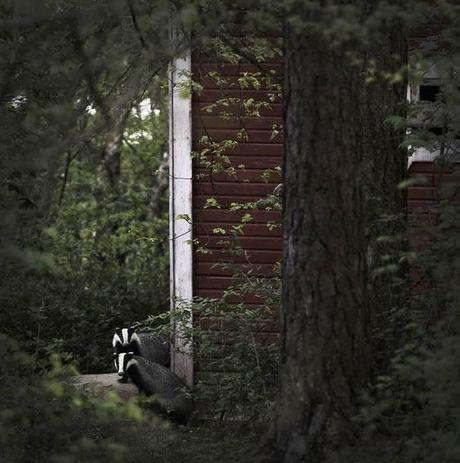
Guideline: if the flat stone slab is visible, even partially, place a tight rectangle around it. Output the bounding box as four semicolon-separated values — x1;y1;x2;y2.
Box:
70;373;138;401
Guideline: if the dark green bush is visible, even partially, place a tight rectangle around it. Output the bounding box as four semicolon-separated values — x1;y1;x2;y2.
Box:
362;164;460;463
0;333;153;463
141;267;281;428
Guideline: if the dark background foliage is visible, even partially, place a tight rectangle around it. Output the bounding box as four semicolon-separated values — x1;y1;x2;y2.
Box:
0;0;459;462
0;1;170;373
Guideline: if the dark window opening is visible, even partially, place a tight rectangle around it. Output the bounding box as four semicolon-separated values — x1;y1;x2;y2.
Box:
419;85;440;102
429;127;444;136
426;128;460;141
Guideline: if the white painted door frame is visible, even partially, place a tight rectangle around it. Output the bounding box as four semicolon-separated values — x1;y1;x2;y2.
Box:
169;26;193;386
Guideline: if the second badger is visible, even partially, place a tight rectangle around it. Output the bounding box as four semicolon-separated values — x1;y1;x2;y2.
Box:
112;327;170;369
114;352;194;424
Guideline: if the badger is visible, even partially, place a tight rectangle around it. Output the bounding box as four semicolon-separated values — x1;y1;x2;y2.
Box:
113;351;134;383
112;327;170;368
116;352;194;424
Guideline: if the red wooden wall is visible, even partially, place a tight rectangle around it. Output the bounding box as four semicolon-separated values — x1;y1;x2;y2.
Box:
190;47;453;378
407;161;459;294
192;50;283;303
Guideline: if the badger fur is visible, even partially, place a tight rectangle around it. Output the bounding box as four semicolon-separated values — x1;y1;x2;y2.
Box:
112;327;170;368
117;353;194;424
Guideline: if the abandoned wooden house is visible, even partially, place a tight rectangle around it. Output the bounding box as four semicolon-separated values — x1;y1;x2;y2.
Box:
168;27;456;386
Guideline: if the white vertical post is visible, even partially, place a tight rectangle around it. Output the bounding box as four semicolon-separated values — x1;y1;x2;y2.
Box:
169;28;193;386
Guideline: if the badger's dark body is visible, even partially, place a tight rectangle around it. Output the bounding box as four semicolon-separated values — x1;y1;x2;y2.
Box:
132;333;170;368
112;328;170;368
125;355;194;424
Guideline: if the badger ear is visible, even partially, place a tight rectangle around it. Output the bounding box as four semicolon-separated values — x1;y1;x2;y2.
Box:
112;331;122;347
131;332;141;347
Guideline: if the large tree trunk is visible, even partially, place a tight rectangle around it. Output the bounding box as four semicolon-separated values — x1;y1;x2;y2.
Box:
263;3;407;461
269;9;372;463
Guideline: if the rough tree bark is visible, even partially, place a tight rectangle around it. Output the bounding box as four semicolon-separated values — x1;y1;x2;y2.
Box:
269;22;370;462
261;3;407;461
256;5;380;463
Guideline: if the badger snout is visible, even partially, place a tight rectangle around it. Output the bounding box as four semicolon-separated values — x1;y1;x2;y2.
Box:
114;352;134;380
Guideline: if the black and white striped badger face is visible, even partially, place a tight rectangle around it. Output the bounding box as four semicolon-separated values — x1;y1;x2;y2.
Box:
112;327;136;352
113;352;136;379
112;328;142;379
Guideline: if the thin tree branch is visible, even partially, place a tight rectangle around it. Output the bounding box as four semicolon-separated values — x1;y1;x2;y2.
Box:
126;0;148;50
58;151;75;208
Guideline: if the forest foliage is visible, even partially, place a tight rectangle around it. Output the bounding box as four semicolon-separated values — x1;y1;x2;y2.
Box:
0;1;170;373
0;0;459;462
